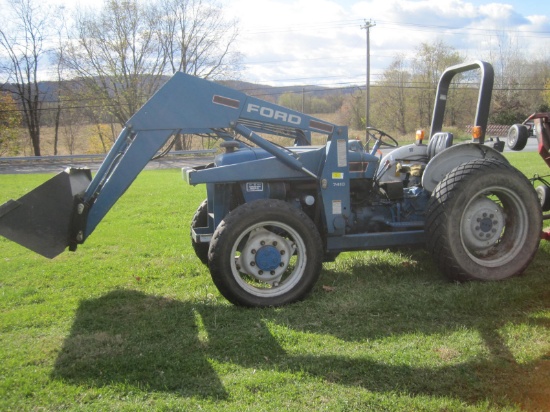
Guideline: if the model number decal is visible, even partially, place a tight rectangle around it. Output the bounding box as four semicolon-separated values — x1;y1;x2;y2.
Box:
246;182;264;192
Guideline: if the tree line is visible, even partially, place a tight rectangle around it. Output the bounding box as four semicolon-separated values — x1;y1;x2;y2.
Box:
0;0;240;156
313;40;550;138
266;40;550;140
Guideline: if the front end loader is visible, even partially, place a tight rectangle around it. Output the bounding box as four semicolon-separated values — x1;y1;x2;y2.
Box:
0;61;543;307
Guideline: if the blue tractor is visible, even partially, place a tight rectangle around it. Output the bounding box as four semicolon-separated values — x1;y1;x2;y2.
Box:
0;61;542;307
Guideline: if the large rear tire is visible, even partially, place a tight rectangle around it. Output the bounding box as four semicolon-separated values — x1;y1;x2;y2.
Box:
426;159;542;281
208;199;323;307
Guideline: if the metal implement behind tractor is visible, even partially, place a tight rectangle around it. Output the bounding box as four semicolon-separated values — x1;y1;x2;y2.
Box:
0;61;543;307
506;111;550;238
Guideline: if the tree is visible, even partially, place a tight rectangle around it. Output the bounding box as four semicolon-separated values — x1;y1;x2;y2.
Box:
60;0;168;126
278;90;335;114
338;91;364;131
0;92;22;155
485;31;534;124
60;0;240;129
0;0;56;156
372;54;410;134
159;0;240;79
411;41;462;128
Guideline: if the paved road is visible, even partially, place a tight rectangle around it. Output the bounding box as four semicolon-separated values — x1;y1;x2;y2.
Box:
496;136;539;153
0;136;539;175
0;156;214;175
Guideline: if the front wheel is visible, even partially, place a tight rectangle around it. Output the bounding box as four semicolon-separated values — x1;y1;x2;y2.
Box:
208;199;323;307
426;159;542;281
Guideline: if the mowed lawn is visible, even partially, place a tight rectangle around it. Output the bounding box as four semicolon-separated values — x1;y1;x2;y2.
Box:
0;152;549;411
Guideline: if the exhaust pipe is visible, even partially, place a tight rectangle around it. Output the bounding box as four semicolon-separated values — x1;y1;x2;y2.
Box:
0;168;92;258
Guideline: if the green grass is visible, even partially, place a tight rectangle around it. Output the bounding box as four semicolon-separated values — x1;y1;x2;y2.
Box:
1;154;549;411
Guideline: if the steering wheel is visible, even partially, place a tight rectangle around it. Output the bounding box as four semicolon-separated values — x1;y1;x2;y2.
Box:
365;127;399;150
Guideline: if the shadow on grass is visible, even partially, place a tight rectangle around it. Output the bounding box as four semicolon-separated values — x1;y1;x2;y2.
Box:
52;248;550;407
51;290;230;399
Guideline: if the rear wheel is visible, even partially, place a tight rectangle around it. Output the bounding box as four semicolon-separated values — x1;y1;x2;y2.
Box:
208;199;323;307
426;159;541;281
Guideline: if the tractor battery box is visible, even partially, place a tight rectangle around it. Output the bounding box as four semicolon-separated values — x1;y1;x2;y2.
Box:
380;181;403;200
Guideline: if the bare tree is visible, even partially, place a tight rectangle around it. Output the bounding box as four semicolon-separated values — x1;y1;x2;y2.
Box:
0;0;56;156
372;55;410;134
60;0;241;130
159;0;240;79
411;41;462;128
60;0;168;126
337;91;364;131
484;31;546;123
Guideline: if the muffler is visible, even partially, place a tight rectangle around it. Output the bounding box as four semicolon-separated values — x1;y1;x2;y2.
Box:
0;168;91;258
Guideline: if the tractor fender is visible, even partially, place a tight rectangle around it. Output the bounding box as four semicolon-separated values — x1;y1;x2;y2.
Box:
422;143;508;192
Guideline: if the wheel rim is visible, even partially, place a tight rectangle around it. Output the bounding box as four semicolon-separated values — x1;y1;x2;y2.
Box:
230;221;307;297
460;186;529;267
508;128;518;146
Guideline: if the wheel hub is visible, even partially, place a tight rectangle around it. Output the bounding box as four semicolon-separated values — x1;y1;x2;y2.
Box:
255;245;282;271
237;228;293;284
462;197;505;250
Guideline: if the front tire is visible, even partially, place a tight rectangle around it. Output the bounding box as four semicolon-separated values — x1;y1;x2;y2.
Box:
190;199;209;265
208;199;323;307
426;159;542;281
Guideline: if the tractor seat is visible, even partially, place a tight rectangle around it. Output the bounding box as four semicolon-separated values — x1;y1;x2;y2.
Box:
427;132;453;159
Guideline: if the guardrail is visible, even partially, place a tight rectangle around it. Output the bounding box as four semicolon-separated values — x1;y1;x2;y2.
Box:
0;149;217;164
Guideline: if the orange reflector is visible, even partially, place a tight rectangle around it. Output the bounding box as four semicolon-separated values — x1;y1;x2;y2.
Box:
415;129;425;145
472;126;482;140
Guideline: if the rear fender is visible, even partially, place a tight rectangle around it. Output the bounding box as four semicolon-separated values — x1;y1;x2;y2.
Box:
422;143;508;192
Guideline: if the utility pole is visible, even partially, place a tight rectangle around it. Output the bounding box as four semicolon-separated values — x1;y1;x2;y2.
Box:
361;19;375;131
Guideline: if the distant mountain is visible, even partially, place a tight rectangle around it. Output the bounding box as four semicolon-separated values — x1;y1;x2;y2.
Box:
1;76;360;105
219;79;358;102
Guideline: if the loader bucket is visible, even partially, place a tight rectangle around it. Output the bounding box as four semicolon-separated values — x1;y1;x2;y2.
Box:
0;168;91;258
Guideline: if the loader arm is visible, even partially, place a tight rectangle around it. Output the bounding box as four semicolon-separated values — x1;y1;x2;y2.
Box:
0;72;337;258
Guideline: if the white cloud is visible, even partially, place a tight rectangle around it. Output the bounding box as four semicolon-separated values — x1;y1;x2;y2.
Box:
220;0;550;86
